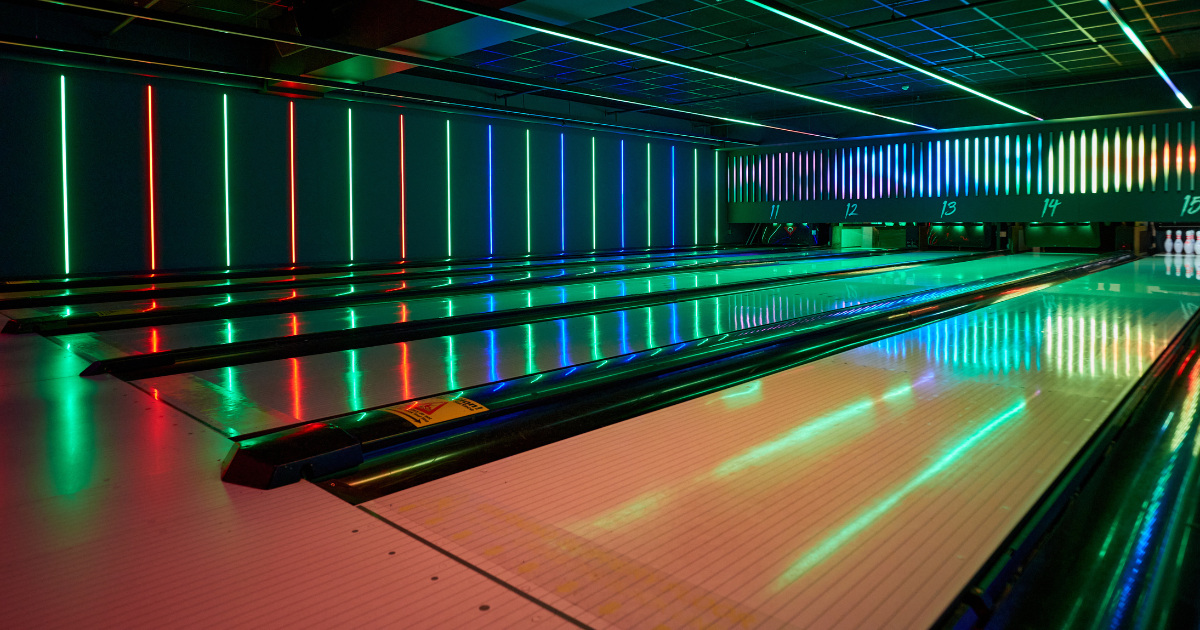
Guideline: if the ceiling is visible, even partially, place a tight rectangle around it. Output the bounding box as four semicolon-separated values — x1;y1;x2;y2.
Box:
2;0;1197;142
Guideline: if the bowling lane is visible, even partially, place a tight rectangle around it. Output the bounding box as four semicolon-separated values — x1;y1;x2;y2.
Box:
356;254;1197;630
3;248;858;323
59;250;960;361
138;253;1084;437
0;245;805;304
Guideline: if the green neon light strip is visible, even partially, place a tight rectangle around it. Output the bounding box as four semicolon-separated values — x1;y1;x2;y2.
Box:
446;120;452;257
591;137;597;250
693;148;698;245
60;75;70;275
744;0;1040;121
1098;0;1191;109
525;129;531;253
348;108;354;261
223;94;231;267
419;0;926;131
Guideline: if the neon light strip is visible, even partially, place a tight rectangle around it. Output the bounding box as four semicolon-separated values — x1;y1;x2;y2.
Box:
1092;128;1099;193
1114;127;1121;193
694;148;699;245
620;139;626;248
288;101;297;264
399;114;407;259
1103;129;1109;193
745;0;1040;120
446;120;452;257
147;85;157;270
488;125;495;255
223;95;231;267
525;129;531;253
559;133;565;252
647;143;652;247
347;108;354;261
1098;0;1192;108
420;0;929;130
591;136;596;250
60;75;69;275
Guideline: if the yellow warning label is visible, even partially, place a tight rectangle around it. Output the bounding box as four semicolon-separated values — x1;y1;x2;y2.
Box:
382;396;488;428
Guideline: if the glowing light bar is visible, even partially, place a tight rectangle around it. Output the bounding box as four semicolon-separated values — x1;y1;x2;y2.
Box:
147;85;157;270
525;129;531;253
559;133;565;252
746;0;1040;120
288;101;297;264
399;114;407;259
591;136;596;250
488;125;495;255
671;146;676;246
620;139;626;248
694;148;699;245
347;108;354;261
60;75;69;275
420;0;929;131
714;152;719;244
223;95;231;267
446;120;452;257
646;143;652;247
1098;0;1191;109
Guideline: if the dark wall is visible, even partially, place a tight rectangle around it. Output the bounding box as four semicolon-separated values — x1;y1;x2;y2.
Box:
0;60;729;278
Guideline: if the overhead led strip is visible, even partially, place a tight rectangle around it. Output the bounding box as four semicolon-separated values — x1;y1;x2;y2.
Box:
745;0;1041;121
419;0;928;131
1097;0;1192;109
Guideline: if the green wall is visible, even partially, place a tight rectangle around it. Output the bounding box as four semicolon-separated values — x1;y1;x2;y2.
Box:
0;60;728;277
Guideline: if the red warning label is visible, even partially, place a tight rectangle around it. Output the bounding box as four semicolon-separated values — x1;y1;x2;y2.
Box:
381;396;488;428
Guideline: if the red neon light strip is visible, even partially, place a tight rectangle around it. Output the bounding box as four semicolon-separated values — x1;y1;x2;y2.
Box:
400;114;407;259
147;86;157;270
289;101;297;264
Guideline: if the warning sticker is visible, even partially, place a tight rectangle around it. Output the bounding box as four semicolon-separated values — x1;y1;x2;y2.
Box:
381;396;489;428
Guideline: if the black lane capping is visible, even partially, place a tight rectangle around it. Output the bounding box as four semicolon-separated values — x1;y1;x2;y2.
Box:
219;253;1130;494
932;282;1200;628
0;242;765;294
6;250;892;336
86;250;997;380
358;506;595;630
0;245;835;309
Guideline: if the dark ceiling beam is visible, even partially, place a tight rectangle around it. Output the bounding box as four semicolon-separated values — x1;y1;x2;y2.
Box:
610;23;1200;116
21;0;823;135
498;0;1022;99
0;31;751;145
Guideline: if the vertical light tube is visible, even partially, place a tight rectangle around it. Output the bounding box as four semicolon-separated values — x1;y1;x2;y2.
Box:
1058;132;1066;194
347;108;354;261
1069;130;1076;194
994;136;1000;196
1027;134;1033;195
559;133;565;252
1139;125;1145;192
1048;134;1055;195
60;75;70;275
1151;125;1157;191
590;136;596;250
223;95;231;267
147;85;157;270
955;139;960;197
620;139;626;248
1037;134;1043;195
1162;124;1170;192
445;120;452;257
1192;121;1196;192
646;143;651;247
1103;129;1109;193
1114;127;1121;193
1092;128;1099;193
1127;126;1134;192
1178;122;1184;191
984;137;989;196
693;148;698;245
488;125;495;255
1004;135;1010;195
1013;135;1019;195
525;129;531;253
288;101;297;264
399;114;407;259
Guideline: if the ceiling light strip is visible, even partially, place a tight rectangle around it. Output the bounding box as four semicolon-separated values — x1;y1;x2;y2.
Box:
1097;0;1192;109
418;0;930;130
744;0;1041;120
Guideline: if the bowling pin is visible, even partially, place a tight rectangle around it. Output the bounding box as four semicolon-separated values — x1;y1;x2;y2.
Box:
1176;231;1185;253
1166;230;1173;253
1187;231;1196;255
